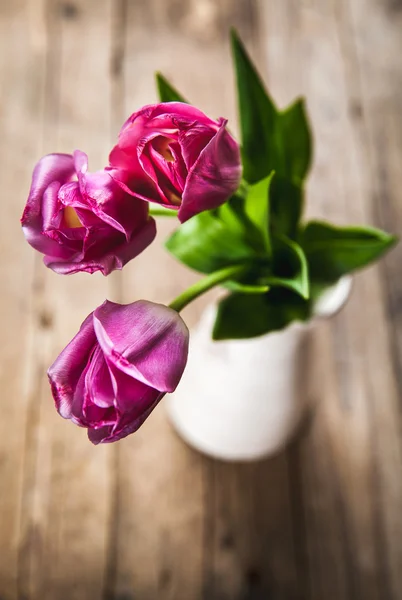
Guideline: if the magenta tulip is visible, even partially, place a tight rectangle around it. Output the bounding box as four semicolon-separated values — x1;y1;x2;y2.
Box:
48;300;189;444
107;102;242;222
21;151;156;275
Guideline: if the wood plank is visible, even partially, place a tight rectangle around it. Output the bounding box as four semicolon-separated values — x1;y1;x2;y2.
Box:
108;2;300;599
106;2;208;597
340;0;402;596
14;1;115;599
202;456;299;599
0;1;47;598
40;0;115;595
260;1;402;598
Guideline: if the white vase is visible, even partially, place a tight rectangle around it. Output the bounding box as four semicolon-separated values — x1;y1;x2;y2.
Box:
166;277;352;462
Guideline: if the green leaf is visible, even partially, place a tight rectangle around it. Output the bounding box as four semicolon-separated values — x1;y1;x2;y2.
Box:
299;220;397;283
230;29;278;184
213;288;311;340
270;177;303;239
280;98;312;183
165;209;259;274
156;72;187;103
266;235;310;299
216;192;266;254
244;173;275;255
216;194;248;235
230;30;312;187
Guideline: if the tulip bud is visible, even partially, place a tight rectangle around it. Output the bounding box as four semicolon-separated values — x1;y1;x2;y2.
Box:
21;151;156;275
48;300;189;443
108;102;242;222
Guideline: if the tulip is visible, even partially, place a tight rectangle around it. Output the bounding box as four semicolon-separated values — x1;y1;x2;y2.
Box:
48;300;189;443
107;102;242;222
21;151;156;275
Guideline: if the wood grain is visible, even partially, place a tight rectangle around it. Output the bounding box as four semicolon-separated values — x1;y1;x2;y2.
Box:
0;1;46;596
0;0;401;599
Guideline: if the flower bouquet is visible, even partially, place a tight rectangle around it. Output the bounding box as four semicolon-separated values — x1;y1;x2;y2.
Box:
21;31;396;456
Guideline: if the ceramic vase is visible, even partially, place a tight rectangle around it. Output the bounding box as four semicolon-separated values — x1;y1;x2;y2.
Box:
167;277;352;461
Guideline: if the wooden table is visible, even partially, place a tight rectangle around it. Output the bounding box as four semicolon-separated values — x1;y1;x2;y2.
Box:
1;0;401;598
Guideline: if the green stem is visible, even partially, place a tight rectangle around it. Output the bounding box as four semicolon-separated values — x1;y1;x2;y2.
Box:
149;206;177;217
169;264;247;313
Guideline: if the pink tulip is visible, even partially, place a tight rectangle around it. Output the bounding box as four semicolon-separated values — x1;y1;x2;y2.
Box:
107;102;242;222
21;151;156;275
48;300;189;443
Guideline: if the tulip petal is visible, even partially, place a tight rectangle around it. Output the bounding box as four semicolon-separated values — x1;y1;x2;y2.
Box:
21;154;75;255
22;153;75;223
48;314;96;419
73;149;88;178
87;426;114;444
113;392;162;440
107;361;159;414
80;169;150;241
178;123;216;171
135;102;218;129
93;300;189;392
179;120;242;223
58;180;88;211
108;103;229;213
73;150;148;239
23;150;155;276
138;146;179;207
24;182;78;258
106;163;163;205
41;181;64;231
44;216;156;275
87;391;162;444
145;139;187;200
70;352;117;427
85;345;115;408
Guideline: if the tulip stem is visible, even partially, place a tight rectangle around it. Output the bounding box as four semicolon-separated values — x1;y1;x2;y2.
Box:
149;206;177;217
168;264;247;313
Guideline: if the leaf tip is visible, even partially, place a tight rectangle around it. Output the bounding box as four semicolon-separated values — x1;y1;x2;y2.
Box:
229;27;245;56
301;284;310;300
155;71;165;98
387;233;399;247
229;27;239;42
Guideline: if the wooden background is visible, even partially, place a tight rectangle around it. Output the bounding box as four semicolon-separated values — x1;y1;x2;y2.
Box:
1;0;401;598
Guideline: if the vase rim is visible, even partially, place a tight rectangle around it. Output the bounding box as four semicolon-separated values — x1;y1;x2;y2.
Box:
313;275;353;319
